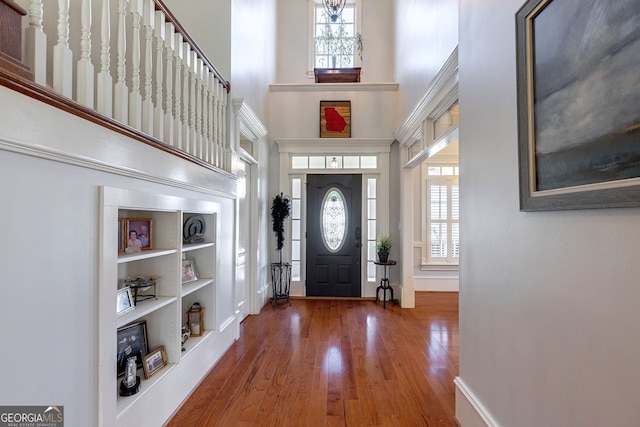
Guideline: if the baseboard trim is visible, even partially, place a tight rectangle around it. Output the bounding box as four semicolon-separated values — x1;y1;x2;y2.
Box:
454;377;501;427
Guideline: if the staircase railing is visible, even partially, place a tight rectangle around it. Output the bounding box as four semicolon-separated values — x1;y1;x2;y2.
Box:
0;0;231;173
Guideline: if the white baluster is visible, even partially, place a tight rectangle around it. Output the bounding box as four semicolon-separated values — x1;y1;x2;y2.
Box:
202;67;211;163
96;0;113;116
76;0;94;108
128;0;142;129
209;71;217;164
153;10;166;141
163;21;175;145
24;0;47;85
209;71;218;165
221;84;228;170
172;32;183;149
194;58;204;159
212;77;220;167
189;51;197;156
217;79;224;168
113;0;129;123
181;42;191;153
53;0;73;97
140;0;154;134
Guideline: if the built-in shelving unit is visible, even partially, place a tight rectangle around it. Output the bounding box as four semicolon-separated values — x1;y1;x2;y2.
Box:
99;187;223;427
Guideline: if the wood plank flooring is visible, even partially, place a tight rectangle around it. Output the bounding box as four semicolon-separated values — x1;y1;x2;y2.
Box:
165;292;459;426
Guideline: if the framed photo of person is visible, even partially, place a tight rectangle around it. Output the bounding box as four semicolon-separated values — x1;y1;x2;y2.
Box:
181;259;198;283
125;218;153;250
142;346;167;379
116;287;135;317
117;321;149;377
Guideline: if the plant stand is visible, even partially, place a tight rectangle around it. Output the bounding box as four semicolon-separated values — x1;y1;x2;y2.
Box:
270;262;292;306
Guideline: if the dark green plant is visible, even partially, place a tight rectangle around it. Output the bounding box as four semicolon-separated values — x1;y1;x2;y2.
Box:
271;193;291;264
376;235;392;253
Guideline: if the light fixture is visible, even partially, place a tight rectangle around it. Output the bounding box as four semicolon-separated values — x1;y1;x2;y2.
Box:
330;157;338;168
323;0;346;23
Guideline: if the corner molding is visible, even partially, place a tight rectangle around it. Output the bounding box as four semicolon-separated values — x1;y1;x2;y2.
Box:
394;46;459;146
232;98;268;141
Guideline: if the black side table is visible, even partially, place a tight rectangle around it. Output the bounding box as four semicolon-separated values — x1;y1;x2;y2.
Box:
374;260;398;308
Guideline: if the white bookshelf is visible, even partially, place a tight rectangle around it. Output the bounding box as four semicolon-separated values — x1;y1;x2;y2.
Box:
99;187;222;426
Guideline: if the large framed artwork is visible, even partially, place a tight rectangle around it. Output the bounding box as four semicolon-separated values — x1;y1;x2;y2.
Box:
516;0;640;211
320;100;351;138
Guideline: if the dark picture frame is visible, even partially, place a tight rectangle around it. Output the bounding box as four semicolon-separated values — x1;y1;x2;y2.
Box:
126;218;153;250
516;0;640;211
142;346;167;379
117;321;149;377
320;100;351;138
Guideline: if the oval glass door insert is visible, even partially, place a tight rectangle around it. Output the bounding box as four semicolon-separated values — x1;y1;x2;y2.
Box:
321;187;348;252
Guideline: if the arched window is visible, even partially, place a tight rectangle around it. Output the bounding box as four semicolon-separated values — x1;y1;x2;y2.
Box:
320;188;347;252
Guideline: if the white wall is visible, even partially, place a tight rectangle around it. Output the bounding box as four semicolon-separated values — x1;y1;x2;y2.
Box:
0;86;238;426
457;1;640;426
162;0;232;79
394;0;458;123
275;0;395;84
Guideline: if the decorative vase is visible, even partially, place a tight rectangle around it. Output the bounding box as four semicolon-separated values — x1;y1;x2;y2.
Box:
378;251;389;263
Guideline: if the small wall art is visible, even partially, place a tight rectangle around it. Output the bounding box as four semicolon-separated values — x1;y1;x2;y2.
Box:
320;100;351;138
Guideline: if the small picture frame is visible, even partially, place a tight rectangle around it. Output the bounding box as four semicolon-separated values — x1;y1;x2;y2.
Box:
126;218;153;250
116;286;135;317
117;218;125;253
142;346;167;379
117;321;149;377
181;259;198;283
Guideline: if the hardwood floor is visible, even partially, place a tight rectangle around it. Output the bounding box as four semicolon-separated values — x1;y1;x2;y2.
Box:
165;292;459;426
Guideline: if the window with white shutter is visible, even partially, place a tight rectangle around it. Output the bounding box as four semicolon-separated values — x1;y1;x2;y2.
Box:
424;166;459;265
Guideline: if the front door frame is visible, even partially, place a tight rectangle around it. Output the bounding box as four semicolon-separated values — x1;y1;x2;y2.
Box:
275;138;393;299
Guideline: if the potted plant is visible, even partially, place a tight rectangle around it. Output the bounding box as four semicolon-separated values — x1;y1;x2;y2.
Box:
270;193;292;305
271;193;291;264
376;235;392;263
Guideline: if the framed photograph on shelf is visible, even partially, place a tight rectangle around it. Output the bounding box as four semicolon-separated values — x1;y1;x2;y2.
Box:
142;346;167;379
320;100;351;138
117;321;149;377
117;218;125;253
116;287;135;317
516;0;640;211
125;218;152;250
181;259;198;283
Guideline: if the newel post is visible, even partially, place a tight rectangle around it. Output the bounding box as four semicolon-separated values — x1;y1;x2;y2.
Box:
0;0;33;80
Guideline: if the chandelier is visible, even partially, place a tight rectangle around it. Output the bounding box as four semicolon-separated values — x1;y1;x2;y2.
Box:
323;0;346;23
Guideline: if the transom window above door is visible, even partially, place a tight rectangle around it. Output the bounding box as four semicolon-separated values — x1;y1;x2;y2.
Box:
291;155;376;169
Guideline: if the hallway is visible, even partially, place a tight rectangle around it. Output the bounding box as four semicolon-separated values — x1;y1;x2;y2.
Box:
166;292;459;426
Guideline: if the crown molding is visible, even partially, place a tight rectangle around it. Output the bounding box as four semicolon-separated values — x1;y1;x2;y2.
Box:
395;46;459;146
275;138;393;154
269;82;398;92
232;98;268;141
